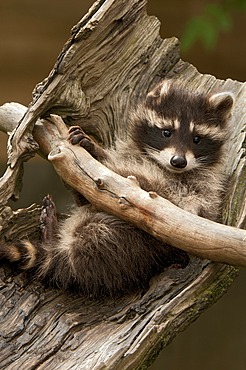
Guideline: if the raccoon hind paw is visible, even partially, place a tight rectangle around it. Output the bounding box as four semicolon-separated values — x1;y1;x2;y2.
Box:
40;194;57;244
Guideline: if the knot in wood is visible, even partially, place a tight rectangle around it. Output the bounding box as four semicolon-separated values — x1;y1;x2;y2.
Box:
127;175;140;187
95;178;104;189
149;191;158;199
118;197;131;210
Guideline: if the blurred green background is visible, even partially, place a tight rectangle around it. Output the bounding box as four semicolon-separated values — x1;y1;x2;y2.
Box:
0;1;245;369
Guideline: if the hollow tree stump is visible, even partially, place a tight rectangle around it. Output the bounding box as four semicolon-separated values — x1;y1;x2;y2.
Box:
0;0;245;369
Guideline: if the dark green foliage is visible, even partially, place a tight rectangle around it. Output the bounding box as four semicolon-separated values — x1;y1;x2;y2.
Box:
181;0;246;51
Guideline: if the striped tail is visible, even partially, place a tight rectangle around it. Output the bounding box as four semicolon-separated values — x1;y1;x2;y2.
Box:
0;240;39;270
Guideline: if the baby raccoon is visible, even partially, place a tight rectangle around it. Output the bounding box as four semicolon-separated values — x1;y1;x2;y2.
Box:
0;80;234;298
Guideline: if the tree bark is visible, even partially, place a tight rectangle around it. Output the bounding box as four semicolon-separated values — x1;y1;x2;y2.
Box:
0;0;245;369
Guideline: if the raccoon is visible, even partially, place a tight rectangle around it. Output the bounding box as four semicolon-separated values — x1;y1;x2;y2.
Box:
0;80;234;298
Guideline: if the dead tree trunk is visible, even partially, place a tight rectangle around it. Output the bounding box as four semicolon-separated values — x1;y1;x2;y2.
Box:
0;1;245;369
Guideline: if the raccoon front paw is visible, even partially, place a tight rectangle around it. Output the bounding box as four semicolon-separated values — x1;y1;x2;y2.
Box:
40;195;57;244
68;126;96;154
68;126;107;160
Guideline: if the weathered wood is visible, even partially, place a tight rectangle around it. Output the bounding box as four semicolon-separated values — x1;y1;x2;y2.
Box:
0;0;245;369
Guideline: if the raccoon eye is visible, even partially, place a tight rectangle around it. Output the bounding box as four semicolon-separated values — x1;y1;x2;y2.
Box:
193;135;201;144
162;129;172;138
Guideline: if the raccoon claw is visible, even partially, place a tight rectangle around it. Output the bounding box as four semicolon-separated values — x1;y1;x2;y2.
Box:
40;195;57;244
68;126;85;144
68;126;95;152
68;126;106;160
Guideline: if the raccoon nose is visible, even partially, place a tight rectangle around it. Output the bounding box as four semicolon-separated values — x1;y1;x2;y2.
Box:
170;155;187;169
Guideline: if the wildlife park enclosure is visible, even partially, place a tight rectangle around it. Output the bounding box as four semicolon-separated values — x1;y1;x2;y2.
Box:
0;0;245;369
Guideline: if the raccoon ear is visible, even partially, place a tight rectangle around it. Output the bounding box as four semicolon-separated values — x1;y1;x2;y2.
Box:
147;79;172;98
209;92;234;121
159;79;173;97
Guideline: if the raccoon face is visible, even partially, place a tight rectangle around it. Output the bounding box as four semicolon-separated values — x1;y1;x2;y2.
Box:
130;80;234;173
